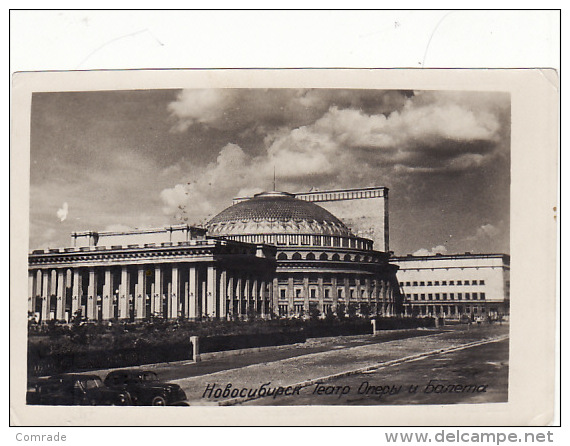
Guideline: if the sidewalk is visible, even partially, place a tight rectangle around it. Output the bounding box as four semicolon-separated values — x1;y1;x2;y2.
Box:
172;324;508;405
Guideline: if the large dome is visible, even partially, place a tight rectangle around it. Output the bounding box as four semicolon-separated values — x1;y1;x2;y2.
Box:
207;191;353;237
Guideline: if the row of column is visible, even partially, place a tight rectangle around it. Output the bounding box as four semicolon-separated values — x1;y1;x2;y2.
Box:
28;264;272;323
274;275;397;316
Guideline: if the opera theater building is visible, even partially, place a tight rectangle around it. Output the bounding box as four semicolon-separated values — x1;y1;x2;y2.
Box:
28;189;403;323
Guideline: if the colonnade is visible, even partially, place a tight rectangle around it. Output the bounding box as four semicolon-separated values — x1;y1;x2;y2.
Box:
274;274;398;317
28;263;273;323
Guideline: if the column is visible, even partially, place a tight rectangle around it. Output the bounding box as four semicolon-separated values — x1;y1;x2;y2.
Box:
102;269;114;320
251;279;258;317
344;277;350;315
287;277;294;317
206;266;217;318
243;276;251;318
188;267;199;320
119;267;130;319
260;280;266;318
183;275;189;319
153;266;163;318
35;270;42;314
87;268;98;321
169;265;179;319
227;275;235;319
56;269;66;321
50;269;57;311
72;269;81;317
135;267;146;320
220;270;227;319
28;271;35;313
331;276;338;313
317;276;324;312
303;276;310;314
236;277;243;317
41;270;50;322
272;277;279;316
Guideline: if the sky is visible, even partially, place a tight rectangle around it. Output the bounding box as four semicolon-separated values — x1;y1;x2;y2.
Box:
29;88;510;256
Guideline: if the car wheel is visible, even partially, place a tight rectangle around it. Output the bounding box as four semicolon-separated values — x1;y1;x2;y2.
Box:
151;395;167;406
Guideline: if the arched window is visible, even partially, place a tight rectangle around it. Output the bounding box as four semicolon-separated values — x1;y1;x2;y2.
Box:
344;254;351;261
292;252;302;260
306;252;315;260
277;252;288;260
332;253;340;261
319;253;328;261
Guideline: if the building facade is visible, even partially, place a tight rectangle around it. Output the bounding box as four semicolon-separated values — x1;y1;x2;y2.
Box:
28;189;402;322
28;225;276;322
208;191;400;318
392;253;510;320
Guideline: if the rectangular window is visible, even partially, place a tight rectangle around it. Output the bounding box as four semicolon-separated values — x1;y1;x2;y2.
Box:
406;281;411;287
480;292;486;300
434;281;440;286
324;289;330;299
280;289;286;299
472;292;478;300
458;293;463;300
421;294;426;301
289;234;298;245
413;281;418;286
313;236;321;246
300;235;311;245
442;293;447;300
295;289;302;298
406;294;411;299
337;289;343;299
399;282;404;287
414;294;419;301
472;280;478;285
276;234;287;245
442;281;447;286
449;280;455;285
310;288;316;299
457;280;462;285
323;236;332;246
435;293;440;300
428;294;433;301
465;292;470;300
450;293;454;300
479;280;485;285
420;281;425;286
427;281;433;286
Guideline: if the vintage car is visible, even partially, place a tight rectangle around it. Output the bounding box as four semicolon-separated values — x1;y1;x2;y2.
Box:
26;374;132;406
103;370;188;406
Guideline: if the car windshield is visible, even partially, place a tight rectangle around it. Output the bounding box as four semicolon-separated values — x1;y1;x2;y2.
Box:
138;372;159;382
82;378;103;390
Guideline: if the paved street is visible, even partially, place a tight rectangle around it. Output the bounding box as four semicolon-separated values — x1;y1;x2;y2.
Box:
244;337;508;405
167;324;508;406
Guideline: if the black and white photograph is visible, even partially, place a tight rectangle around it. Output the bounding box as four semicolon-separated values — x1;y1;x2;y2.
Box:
10;68;557;426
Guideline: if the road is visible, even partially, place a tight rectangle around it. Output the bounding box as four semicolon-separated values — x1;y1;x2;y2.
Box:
243;337;508;405
167;324;509;406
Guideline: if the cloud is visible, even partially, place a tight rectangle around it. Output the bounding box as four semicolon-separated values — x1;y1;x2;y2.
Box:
161;90;510;224
467;223;501;241
56;202;68;222
413;245;448;256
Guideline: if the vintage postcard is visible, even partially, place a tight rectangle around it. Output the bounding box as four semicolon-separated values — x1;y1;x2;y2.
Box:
10;69;558;426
